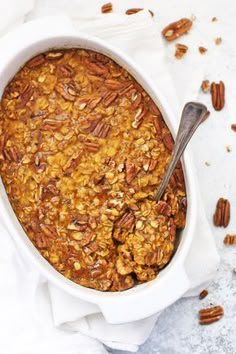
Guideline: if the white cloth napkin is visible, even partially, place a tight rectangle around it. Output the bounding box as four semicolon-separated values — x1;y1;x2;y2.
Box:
0;2;220;354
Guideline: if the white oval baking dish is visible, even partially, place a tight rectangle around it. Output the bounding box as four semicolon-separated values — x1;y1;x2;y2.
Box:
0;17;197;324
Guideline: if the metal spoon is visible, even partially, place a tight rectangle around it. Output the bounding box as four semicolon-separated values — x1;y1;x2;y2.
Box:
153;102;209;202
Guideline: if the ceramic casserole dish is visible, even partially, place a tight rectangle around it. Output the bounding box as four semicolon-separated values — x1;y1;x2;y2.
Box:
0;18;197;324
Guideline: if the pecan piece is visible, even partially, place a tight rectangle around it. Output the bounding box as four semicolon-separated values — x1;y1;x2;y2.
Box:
132;105;147;129
117;211;135;229
63;152;82;173
213;197;230;227
0;134;7;153
31;109;48;119
27;54;45;68
41;119;63;131
199;289;209;300
58;64;74;77
104;79;124;90
131;91;142;109
4;146;21;162
199;46;208;54
79;229;93;247
201;80;210;93
157;201;172;216
169;218;176;242
116;257;133;275
101;2;113;13
224;234;236;245
125;160;138;184
41;180;59;200
199;305;224;325
55;83;76;101
87;62;108;76
84;141;100;152
162;18;193;41
35;233;48;248
215;37;222;45
125;8;154;16
211;81;225;111
110;273;134;291
175;43;188;59
103;92;118;107
143;157;157;172
149;100;161;116
119;83;134;96
45;51;64;60
40;224;58;238
87;97;102;109
231;124;236;132
162;132;174;151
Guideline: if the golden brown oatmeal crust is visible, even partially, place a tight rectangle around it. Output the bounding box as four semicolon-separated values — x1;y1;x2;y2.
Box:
0;49;186;291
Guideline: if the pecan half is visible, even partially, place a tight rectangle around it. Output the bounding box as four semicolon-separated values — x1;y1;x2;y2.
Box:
213;197;230;227
175;43;188;59
92;120;111;138
162;18;193;41
224;234;236;245
58;64;74;77
125;160;138;184
101;2;113;13
211;81;225;111
103;92;118;107
199;305;224;325
231;123;236;132
27;55;45;68
17;84;34;108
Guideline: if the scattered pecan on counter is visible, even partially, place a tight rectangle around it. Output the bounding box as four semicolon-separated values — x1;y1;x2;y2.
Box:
199;306;224;325
213;198;230;227
211;81;225;111
162;18;193;41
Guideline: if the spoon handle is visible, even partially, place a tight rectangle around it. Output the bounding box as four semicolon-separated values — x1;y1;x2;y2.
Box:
153;102;209;202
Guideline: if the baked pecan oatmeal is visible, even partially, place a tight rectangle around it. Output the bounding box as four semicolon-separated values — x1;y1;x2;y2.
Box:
0;49;187;291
